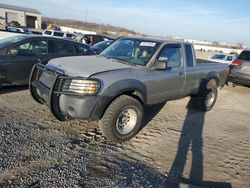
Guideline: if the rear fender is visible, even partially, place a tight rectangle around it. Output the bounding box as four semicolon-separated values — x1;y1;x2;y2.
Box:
206;72;219;88
198;72;219;95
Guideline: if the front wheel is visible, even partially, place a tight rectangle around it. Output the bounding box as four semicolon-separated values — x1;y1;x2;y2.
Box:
99;95;143;143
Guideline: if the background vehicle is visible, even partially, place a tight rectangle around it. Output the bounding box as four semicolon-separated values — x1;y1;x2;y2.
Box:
208;53;237;64
228;50;250;86
5;26;24;33
90;40;113;54
0;30;22;40
87;34;113;45
63;33;76;40
0;35;94;87
30;37;228;143
76;33;113;45
43;30;70;38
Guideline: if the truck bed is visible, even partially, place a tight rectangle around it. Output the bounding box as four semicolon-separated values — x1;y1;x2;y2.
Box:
197;59;221;64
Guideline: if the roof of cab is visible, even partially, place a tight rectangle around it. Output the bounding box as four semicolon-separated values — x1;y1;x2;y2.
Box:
121;36;191;45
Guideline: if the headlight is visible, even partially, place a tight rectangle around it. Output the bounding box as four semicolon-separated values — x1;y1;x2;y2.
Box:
63;79;100;95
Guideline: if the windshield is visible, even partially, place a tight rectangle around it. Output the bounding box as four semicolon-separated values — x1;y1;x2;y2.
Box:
211;54;226;60
94;40;113;49
100;38;160;66
0;35;28;49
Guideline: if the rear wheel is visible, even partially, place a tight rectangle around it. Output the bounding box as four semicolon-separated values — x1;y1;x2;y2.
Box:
192;79;218;112
203;88;218;111
99;95;143;143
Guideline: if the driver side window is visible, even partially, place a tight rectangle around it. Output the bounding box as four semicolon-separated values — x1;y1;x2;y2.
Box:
8;41;48;56
157;45;182;68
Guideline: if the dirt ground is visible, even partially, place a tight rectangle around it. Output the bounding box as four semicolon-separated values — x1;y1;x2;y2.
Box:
0;84;250;188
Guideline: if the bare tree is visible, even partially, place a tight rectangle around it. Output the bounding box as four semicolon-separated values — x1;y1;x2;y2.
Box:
237;42;244;49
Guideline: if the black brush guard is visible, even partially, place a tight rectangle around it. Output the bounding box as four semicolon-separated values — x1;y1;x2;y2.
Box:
29;64;86;121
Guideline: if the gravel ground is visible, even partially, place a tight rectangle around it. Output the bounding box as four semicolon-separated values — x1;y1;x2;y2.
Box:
0;85;250;188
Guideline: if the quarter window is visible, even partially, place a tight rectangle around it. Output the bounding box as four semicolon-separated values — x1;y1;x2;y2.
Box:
185;44;194;67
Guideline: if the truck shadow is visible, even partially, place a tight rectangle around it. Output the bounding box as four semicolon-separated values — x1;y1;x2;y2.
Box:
165;98;232;188
141;102;166;129
0;85;28;95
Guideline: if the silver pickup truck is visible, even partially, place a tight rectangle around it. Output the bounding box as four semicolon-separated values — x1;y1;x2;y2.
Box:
30;37;228;142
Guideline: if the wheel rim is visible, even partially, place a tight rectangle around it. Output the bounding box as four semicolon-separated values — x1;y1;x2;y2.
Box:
205;90;215;108
116;108;138;135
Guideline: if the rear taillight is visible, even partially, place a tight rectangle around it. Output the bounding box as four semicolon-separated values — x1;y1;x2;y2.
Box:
231;60;243;66
228;73;236;77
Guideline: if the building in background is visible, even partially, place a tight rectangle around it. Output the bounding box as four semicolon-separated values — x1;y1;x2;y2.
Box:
0;3;41;29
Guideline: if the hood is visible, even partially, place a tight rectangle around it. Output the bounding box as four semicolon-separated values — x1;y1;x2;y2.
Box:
47;56;132;77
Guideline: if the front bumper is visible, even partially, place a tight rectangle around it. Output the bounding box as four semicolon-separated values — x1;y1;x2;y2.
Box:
29;64;103;121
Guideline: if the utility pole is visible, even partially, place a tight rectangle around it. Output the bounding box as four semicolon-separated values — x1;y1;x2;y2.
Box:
85;8;88;22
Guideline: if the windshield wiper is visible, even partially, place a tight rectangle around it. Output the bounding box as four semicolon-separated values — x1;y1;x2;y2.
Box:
104;56;132;65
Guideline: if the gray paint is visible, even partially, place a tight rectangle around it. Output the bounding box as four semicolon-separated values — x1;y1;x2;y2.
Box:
47;40;228;105
229;50;250;85
47;55;134;77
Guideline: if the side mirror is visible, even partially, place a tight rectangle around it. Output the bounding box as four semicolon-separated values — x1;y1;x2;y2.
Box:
7;49;18;56
151;57;168;70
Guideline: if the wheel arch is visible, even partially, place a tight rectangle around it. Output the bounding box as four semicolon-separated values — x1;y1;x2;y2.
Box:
206;72;220;88
197;72;219;96
91;79;147;120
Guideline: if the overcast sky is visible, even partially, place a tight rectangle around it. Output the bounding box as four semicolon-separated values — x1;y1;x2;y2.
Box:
2;0;250;47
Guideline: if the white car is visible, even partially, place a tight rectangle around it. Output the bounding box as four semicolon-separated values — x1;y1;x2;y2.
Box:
43;30;75;38
0;31;22;40
208;53;237;64
43;30;65;38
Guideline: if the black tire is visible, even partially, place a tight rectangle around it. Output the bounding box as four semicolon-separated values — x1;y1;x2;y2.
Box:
192;79;218;112
99;95;143;143
192;88;218;112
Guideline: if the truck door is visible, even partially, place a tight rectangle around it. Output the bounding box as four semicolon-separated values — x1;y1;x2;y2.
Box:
146;44;185;104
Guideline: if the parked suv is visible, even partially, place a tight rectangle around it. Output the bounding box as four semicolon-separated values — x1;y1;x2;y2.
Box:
228;50;250;86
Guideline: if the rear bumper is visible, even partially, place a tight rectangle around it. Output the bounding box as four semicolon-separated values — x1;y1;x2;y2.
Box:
228;76;250;86
29;64;107;121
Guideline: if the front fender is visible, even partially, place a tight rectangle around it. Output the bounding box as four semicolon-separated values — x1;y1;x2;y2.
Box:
91;79;147;120
102;79;147;102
